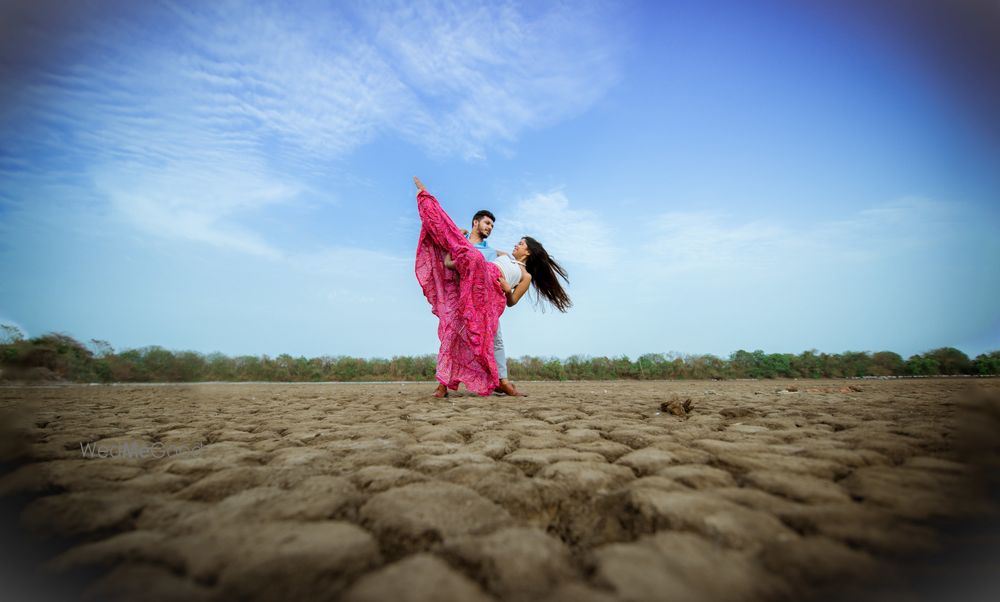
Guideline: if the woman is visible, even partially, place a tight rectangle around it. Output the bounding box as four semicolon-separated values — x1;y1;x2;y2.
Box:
413;176;570;396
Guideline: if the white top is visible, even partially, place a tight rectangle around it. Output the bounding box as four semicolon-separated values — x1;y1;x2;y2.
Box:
492;254;523;288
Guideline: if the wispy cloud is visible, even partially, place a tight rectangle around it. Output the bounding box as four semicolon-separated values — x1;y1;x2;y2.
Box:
500;191;618;269
287;245;416;307
91;161;300;258
644;212;787;272
365;0;625;159
641;197;974;275
1;0;625;258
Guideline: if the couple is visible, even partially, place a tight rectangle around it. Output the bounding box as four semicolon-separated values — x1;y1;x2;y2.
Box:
413;176;571;397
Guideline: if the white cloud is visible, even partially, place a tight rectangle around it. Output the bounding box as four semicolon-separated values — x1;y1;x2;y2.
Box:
289;245;417;308
500;191;618;269
365;0;624;159
291;246;411;276
641;197;972;275
2;0;626;260
91;161;301;258
812;197;959;256
644;212;787;272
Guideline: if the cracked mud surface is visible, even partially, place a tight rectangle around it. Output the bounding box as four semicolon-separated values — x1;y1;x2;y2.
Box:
1;379;998;601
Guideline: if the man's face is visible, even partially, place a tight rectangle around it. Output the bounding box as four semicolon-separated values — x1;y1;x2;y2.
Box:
473;216;494;239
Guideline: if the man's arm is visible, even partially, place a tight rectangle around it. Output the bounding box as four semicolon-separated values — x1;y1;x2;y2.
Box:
444;229;471;270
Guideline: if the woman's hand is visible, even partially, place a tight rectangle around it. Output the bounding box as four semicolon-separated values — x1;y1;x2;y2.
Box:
413;176;426;192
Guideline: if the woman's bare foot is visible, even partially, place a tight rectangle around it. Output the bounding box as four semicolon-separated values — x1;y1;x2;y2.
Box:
495;380;526;397
433;383;448;398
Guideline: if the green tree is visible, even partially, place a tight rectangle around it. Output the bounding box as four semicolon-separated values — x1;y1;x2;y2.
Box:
974;351;1000;376
729;350;754;378
790;350;823;379
612;355;634;379
19;333;95;380
871;351;904;376
1;323;25;343
924;347;972;375
762;353;793;378
206;352;236;381
564;354;590;379
174;351;206;381
88;339;114;358
685;354;724;379
819;353;844;378
840;351;873;378
636;353;668;379
905;354;939;376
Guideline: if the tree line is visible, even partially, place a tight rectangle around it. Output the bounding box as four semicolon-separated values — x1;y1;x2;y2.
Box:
1;325;997;383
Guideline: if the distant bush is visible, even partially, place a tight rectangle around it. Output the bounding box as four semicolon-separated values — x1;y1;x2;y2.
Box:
974;351;1000;376
0;324;994;382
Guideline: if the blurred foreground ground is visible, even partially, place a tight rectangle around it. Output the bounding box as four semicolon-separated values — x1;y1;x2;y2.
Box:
1;379;998;601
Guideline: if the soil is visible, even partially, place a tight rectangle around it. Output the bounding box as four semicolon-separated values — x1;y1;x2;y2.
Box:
1;378;998;601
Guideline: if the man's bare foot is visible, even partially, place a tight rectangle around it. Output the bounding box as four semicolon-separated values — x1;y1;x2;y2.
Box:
495;380;526;397
433;383;448;398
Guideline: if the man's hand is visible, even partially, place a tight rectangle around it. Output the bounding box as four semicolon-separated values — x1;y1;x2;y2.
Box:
413;176;426;192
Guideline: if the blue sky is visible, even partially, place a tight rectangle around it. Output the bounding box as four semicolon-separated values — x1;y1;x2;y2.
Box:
1;0;998;361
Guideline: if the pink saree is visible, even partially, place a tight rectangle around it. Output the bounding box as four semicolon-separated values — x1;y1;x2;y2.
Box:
415;190;506;396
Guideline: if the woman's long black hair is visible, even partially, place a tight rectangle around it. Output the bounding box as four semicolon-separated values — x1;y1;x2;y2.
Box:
522;236;571;312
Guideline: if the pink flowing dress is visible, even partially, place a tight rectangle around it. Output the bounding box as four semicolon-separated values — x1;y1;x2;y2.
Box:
415;190;507;395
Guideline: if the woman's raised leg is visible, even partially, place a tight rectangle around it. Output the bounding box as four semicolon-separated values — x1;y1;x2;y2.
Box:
413;177;485;274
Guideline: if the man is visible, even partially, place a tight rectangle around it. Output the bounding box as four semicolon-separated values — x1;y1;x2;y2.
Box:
435;209;526;398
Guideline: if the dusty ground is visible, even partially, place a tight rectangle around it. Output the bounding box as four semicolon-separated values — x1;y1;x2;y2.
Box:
1;379;998;602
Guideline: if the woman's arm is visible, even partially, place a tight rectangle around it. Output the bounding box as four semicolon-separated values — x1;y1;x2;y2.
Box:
506;271;532;307
444;253;456;270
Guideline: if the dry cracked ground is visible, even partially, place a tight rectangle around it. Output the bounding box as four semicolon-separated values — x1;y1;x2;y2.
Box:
1;379;998;602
